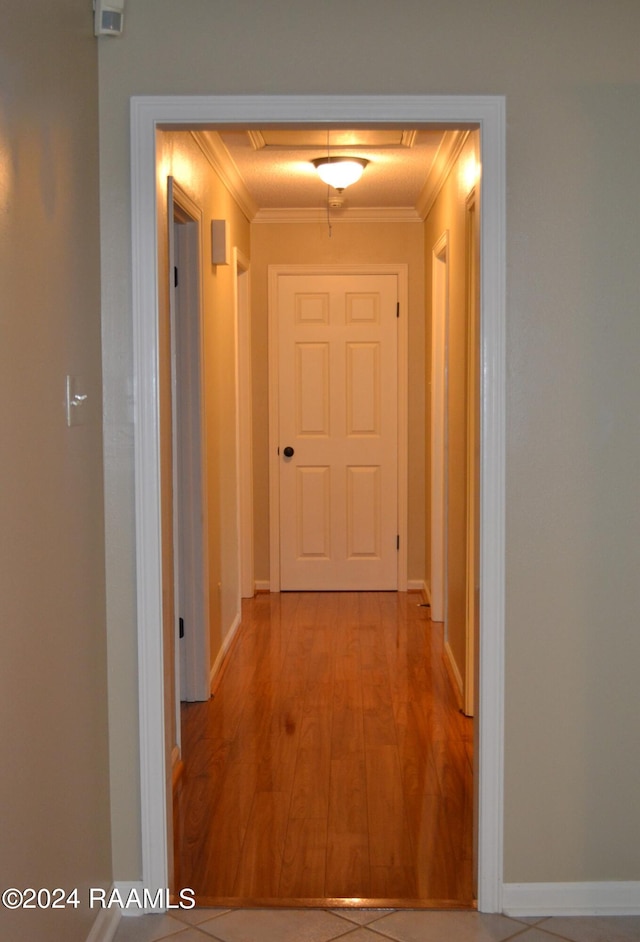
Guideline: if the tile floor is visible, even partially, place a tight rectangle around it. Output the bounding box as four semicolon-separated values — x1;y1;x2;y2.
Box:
112;907;640;942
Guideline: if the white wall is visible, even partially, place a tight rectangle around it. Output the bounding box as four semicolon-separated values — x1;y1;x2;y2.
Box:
98;0;640;887
0;3;112;939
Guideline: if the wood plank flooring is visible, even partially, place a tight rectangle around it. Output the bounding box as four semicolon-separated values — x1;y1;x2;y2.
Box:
173;592;474;907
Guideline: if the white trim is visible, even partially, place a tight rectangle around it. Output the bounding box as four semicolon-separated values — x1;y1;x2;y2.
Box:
476;93;506;914
430;230;449;625
170;180;211;703
253;206;422;224
464;184;480;719
112;881;186;916
406;579;426;592
267;262;408;593
85;905;120;942
131;99;170;898
248;128;418;151
267;269;281;591
417;130;470;220
502;882;640;917
233;249;255;600
191;131;258;222
254;579;271;593
445;639;464;700
113;882;144;915
130;94;505;913
209;611;242;692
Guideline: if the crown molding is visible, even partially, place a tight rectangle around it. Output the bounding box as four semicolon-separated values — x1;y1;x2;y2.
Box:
247;130;265;150
194;128;466;223
253;206;422;224
190;130;258;222
248;128;417;150
401;129;418;148
416;129;470;220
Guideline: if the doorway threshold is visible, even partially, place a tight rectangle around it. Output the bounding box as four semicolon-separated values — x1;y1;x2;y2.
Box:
187;895;476;910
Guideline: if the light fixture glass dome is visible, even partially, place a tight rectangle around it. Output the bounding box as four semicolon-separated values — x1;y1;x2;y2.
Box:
311;157;368;191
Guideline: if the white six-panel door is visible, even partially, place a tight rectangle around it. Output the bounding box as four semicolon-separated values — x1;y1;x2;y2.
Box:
277;273;398;590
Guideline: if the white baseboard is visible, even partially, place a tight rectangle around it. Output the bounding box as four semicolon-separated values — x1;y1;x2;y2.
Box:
254;579;270;592
112;881;184;916
502;881;640;916
444;639;464;698
209;612;242;691
113;881;147;916
85;904;121;942
407;579;426;592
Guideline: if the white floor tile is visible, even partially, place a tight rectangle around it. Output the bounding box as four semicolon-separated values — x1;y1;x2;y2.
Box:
173;908;231;926
112;912;190;942
506;930;571;942
171;930;225;942
364;910;527;942
194;907;355;942
537;915;640;942
331;909;395;926
334;928;404;941
110;909;640;942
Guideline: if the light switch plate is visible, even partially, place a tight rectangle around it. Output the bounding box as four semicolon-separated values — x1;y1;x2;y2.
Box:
66;375;88;427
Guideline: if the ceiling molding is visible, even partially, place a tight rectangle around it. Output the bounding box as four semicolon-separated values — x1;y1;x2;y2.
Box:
192;127;468;225
247;130;265;151
252;206;423;225
191;131;259;222
400;130;418;148
245;128;419;151
416;129;470;220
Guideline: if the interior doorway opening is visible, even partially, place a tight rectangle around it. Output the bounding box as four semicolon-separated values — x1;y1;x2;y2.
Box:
131;95;505;914
166;121;479;907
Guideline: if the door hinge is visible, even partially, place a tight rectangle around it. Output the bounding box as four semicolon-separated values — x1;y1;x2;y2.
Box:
179;616;184;639
174;266;179;288
396;301;400;318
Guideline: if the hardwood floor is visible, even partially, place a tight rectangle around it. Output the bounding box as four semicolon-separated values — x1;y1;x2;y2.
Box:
173;592;474;907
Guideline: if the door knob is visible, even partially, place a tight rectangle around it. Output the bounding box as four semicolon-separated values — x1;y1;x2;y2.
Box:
283;446;295;458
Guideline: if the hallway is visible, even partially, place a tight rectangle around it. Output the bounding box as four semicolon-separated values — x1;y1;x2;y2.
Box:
173;591;473;906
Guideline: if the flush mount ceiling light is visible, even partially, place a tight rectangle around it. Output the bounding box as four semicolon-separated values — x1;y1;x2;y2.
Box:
311;156;369;192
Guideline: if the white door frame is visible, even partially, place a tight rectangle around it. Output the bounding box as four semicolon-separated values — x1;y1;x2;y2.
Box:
168;178;211;705
465;187;480;718
234;249;255;599
130;94;505;912
430;231;449;624
268;263;408;593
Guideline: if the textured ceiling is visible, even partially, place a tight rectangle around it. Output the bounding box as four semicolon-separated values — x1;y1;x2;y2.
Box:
216;128;447;211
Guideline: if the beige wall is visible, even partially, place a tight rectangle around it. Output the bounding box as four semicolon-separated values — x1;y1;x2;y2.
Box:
250;221;425;584
423;133;480;694
98;1;640;886
0;3;111;939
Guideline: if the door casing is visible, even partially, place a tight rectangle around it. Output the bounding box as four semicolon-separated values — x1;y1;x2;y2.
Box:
234;249;255;600
168;179;210;704
130;94;506;913
268;263;408;593
430;231;449;624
